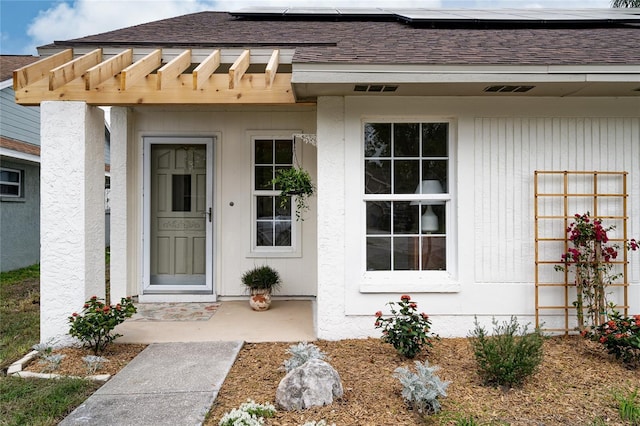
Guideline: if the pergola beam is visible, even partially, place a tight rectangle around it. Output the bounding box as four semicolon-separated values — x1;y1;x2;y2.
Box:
229;50;250;90
120;49;162;91
192;50;220;90
157;49;191;90
84;49;133;90
13;49;73;90
49;49;102;91
265;49;280;88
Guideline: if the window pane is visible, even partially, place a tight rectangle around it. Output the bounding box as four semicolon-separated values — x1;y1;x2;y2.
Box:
0;170;19;183
419;204;446;234
171;174;191;212
364;123;391;158
422;236;446;270
255;166;273;190
422;160;448;190
257;221;273;246
255;140;273;164
367;201;391;235
367;237;391;270
0;184;19;196
275;140;293;164
394;236;419;271
394;160;419;194
257;196;273;219
393;123;419;157
422;123;448;157
393;201;419;234
274;220;292;246
365;160;391;194
275;196;291;216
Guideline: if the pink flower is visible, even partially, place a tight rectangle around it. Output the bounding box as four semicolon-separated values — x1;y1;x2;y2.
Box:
375;311;383;318
421;313;429;320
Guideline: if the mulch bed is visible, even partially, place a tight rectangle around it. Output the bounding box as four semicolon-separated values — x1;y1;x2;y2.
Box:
206;337;639;426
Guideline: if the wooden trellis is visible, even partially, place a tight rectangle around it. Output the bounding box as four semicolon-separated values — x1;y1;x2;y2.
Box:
534;171;629;334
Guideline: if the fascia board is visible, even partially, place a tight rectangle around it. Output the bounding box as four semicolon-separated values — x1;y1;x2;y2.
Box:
0;147;40;163
0;79;13;90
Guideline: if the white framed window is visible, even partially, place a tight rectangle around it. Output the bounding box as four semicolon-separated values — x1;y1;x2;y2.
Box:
250;136;300;255
0;168;23;198
363;121;455;281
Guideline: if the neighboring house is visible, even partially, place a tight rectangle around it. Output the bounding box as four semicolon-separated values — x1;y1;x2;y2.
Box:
0;55;42;272
10;9;640;343
0;55;112;272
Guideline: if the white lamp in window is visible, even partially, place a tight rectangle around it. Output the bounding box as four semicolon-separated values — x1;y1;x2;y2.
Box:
411;179;444;233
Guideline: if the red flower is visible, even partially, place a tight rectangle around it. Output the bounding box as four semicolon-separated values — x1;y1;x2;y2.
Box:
580;330;588;337
409;303;417;309
72;312;78;317
615;333;624;339
375;311;382;317
374;321;381;327
400;295;411;302
421;313;429;320
83;304;89;308
91;296;98;300
103;306;110;312
599;336;607;343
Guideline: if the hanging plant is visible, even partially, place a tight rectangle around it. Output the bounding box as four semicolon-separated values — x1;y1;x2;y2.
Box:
271;167;315;220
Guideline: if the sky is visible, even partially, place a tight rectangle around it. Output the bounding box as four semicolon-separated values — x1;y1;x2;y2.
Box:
0;0;614;55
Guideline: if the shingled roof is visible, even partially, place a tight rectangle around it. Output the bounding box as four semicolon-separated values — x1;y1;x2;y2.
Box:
49;11;640;66
0;55;40;82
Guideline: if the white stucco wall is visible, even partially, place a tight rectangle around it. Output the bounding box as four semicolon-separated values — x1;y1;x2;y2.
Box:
121;106;317;301
317;96;640;339
40;101;105;345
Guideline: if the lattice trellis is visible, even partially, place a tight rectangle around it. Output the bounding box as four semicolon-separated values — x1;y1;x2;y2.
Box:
534;171;629;334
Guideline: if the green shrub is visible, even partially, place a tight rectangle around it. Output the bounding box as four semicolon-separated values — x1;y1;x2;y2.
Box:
584;308;640;368
613;387;640;425
468;316;544;388
68;296;136;355
375;295;436;358
393;360;450;414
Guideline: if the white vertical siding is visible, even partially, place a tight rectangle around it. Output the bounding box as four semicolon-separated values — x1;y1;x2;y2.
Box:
473;117;640;284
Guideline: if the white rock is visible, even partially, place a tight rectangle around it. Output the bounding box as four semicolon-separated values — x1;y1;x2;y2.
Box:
275;358;343;411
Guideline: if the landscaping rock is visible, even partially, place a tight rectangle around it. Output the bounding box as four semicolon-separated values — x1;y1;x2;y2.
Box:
275;358;343;411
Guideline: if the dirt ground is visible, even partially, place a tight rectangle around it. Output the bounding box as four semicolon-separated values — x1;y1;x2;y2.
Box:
206;337;639;426
24;337;639;425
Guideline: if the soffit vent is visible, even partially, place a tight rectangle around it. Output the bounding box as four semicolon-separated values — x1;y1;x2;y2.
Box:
484;85;535;93
354;84;398;92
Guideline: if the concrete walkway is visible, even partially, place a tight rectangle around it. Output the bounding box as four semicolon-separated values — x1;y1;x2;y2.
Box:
59;341;243;426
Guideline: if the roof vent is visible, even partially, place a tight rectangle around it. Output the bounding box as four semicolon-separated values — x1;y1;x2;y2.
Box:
484;85;535;93
354;84;398;93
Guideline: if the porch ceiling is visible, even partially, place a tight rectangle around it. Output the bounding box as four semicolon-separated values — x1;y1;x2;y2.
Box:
13;48;295;106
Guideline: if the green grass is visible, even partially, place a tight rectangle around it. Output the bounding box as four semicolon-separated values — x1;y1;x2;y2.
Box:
0;263;104;426
0;376;100;426
0;265;40;370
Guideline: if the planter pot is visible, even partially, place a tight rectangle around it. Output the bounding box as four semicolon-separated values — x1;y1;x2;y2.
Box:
249;288;272;311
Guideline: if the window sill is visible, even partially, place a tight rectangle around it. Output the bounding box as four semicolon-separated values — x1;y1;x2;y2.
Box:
246;249;302;259
359;271;460;293
0;197;26;203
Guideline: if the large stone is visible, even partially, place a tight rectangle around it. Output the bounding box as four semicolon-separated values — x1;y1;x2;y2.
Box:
275;358;344;411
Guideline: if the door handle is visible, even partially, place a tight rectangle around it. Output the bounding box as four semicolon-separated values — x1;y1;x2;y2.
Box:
207;207;212;222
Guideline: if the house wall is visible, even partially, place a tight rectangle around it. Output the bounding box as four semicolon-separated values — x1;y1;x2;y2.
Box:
0;157;40;271
0;87;40;146
124;106;317;298
317;96;640;339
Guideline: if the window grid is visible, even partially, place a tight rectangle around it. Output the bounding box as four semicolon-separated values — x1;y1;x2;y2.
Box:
0;168;22;198
364;122;450;272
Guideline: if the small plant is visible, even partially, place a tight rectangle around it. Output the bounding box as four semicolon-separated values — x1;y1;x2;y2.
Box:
271;167;315;220
301;421;335;426
613;387;640;425
68;296;137;355
241;265;281;292
583;306;640;367
393;360;450;414
282;342;327;372
32;342;53;358
218;399;276;426
38;354;65;373
82;355;109;374
374;295;436;358
468;316;544;388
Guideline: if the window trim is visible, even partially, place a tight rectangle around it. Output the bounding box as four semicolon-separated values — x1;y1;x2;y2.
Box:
359;118;459;292
247;131;303;258
0;167;23;199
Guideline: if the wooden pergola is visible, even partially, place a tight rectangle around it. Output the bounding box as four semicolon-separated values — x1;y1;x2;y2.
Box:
13;48;295;106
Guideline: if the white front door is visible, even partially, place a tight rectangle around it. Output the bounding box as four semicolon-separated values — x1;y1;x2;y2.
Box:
143;137;214;296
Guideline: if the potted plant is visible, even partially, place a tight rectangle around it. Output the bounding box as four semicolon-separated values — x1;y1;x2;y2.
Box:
271;167;315;220
241;265;282;311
